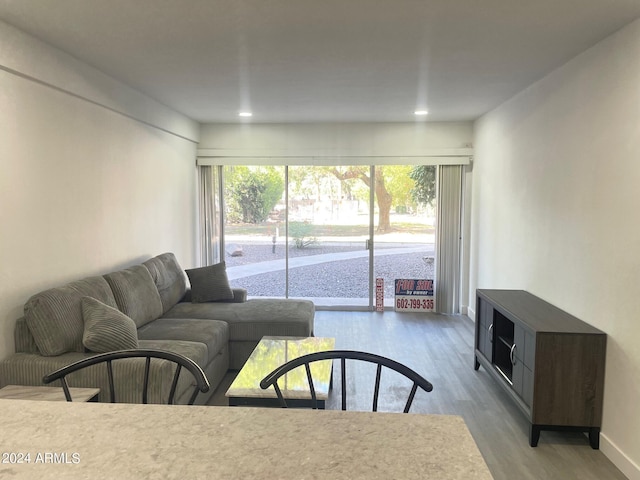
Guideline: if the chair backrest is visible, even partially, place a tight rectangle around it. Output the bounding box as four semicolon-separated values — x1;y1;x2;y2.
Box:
259;350;433;413
42;349;210;405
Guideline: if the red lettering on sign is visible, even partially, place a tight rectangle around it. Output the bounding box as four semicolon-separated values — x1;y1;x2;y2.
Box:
395;279;415;293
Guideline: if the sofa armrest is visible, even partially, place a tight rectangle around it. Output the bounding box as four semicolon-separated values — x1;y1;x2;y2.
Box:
0;352;91;388
0;352;198;404
182;288;247;303
14;317;40;354
230;288;247;303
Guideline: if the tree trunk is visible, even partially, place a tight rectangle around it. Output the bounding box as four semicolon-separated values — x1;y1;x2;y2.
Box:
330;166;394;232
375;171;393;232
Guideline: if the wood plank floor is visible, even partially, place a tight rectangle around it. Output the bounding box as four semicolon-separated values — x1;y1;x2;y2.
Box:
208;310;627;480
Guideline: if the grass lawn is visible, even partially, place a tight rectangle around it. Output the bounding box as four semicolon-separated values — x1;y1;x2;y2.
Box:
226;222;434;236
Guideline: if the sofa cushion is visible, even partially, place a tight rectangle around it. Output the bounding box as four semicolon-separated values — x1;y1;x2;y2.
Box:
24;276;118;356
82;297;139;353
136;339;208;370
185;262;234;303
137;318;228;361
104;265;163;328
163;299;315;342
143;253;187;314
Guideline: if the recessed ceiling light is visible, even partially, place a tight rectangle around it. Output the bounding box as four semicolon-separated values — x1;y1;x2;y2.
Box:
238;111;253;117
414;110;429;116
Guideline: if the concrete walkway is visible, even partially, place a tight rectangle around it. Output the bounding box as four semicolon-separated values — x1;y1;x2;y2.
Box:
226;245;434;280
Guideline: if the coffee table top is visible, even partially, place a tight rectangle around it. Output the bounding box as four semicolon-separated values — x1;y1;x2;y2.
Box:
226;336;335;401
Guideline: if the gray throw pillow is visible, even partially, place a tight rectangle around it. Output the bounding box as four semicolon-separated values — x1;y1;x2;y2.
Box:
185;262;234;303
82;297;139;353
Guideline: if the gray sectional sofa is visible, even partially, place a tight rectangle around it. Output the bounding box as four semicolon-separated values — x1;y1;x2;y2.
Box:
0;253;315;405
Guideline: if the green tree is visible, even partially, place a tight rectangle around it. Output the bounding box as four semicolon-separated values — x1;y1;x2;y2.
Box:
409;165;437;206
384;165;414;210
329;166;394;232
290;165;428;233
226;166;284;223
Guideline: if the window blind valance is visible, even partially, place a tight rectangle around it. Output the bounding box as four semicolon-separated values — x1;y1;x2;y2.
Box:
196;149;472;167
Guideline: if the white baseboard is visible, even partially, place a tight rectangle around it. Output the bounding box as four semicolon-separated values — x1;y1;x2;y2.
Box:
467;306;476;321
601;432;640;480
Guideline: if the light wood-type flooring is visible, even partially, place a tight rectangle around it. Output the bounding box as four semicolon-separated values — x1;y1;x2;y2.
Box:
208;310;627;480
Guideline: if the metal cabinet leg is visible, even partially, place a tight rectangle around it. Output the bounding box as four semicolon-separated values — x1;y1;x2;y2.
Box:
589;428;600;449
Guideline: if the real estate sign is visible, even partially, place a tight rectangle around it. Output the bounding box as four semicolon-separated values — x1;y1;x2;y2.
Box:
375;278;384;312
394;279;435;312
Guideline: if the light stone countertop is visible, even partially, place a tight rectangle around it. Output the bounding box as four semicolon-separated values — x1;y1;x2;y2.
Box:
0;399;493;479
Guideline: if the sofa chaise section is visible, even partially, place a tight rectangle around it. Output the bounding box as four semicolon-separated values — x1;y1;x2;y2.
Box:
163;299;315;369
146;253;314;369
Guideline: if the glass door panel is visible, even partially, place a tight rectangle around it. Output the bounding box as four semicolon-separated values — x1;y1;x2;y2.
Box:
287;166;371;307
372;165;437;308
222;165;287;298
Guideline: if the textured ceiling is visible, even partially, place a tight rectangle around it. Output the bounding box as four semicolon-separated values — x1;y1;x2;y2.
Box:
1;0;639;123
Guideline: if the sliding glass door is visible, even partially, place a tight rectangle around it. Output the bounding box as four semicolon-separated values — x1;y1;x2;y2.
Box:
208;164;438;310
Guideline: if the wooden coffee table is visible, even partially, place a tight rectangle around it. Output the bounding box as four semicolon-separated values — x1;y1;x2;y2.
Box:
226;336;335;408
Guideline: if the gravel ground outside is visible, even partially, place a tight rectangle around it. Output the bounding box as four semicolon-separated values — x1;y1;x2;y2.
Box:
226;244;434;298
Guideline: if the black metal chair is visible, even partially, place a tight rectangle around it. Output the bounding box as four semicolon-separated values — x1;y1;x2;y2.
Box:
259;350;433;412
43;349;210;405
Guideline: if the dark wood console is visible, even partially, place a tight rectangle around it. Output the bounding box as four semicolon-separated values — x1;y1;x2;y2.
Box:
474;289;606;448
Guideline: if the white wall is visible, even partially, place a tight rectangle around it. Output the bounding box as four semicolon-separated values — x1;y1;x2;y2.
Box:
471;18;640;479
0;21;200;361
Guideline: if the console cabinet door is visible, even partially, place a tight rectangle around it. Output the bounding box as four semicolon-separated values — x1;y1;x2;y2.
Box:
477;298;494;360
521;365;533;408
512;325;534;409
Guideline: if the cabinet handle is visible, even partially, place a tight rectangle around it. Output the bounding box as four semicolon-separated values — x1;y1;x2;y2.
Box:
510;344;517;365
488;324;494;343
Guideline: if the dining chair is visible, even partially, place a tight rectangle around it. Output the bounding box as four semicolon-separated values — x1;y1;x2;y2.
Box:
43;348;210;405
260;350;433;412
